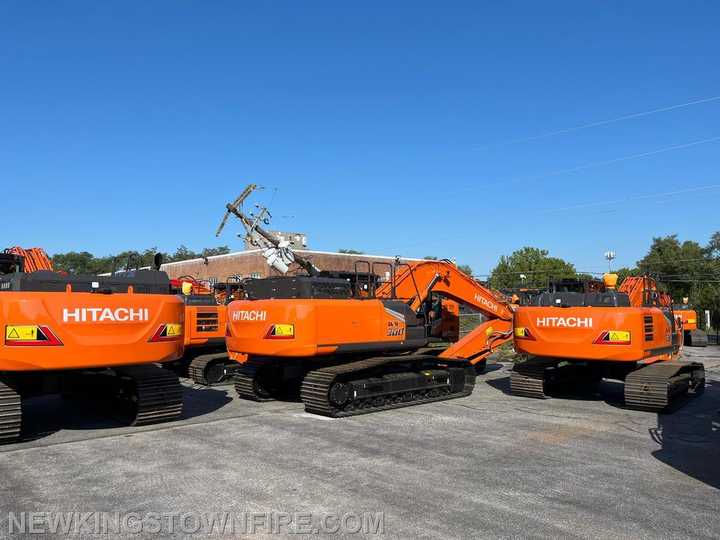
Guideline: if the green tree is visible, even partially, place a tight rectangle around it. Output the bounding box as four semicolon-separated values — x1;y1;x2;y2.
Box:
489;247;577;289
51;251;99;274
615;266;639;284
457;264;473;276
634;233;720;330
50;245;234;275
201;246;231;258
338;249;364;254
423;256;438;260
637;235;708;300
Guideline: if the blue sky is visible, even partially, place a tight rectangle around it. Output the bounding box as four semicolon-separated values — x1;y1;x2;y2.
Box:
2;1;719;276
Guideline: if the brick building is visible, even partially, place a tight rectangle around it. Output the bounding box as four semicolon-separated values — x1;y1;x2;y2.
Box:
160;249;424;284
243;231;308;250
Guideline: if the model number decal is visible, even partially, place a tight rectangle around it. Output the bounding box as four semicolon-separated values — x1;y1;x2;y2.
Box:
387;320;405;336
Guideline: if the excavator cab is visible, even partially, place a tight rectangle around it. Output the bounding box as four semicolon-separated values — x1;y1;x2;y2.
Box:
0;253;24;275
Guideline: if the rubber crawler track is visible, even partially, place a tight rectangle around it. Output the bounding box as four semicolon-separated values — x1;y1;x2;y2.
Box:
115;364;184;426
188;352;235;386
300;355;476;418
510;360;557;399
624;361;705;411
234;359;276;401
0;378;21;444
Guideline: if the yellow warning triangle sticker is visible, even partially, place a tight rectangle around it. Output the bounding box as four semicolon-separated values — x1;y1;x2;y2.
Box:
8;328;19;339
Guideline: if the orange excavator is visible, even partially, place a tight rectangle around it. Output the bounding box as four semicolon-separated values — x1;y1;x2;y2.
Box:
511;274;704;411
225;259;514;417
672;297;707;347
168;277;234;385
0;248;185;443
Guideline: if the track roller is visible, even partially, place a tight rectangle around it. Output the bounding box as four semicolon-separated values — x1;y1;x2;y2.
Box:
300;355;475;418
114;364;184;426
624;361;705;411
188;353;237;386
0;377;21;444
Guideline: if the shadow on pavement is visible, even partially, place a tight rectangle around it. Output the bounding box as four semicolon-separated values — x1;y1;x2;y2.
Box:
485;373;625;405
180;385;234;420
19;395;122;442
18;385;233;443
650;380;720;490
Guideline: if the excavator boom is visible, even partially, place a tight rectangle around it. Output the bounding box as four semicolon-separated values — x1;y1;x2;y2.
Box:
375;260;514;364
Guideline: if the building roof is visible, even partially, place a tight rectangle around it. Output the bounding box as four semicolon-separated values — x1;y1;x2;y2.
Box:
158;249;426;268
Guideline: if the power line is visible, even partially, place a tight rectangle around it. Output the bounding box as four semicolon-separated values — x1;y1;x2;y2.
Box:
542;184;720;214
479;94;720;149
510;135;720;188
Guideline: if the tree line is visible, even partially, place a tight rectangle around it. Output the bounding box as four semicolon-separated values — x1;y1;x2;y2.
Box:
51;245;231;275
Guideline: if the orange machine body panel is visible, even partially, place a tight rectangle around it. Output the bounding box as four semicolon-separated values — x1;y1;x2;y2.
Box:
514;306;675;363
673;308;698;331
0;291;184;371
184;303;228;348
440;299;460;341
227;298;419;361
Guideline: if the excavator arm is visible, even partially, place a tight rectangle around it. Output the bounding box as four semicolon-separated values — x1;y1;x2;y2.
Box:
618;275;670;307
376;260;514;365
4;247;53;273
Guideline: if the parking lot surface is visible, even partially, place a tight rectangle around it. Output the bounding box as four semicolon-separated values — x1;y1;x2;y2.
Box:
1;347;718;538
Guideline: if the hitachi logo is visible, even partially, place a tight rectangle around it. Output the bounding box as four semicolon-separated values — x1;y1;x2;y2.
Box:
232;310;267;322
536;317;593;328
474;294;498;313
63;308;149;323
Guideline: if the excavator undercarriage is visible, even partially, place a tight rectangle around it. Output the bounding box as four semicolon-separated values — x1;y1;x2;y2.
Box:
510;358;705;411
234;354;476;417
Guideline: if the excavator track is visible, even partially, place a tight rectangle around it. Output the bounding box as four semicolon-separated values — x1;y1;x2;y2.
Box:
0;377;21;444
510;359;600;400
188;352;237;386
624;361;705;411
234;359;278;401
687;329;708;347
510;359;558;399
300;355;475;418
115;364;184;426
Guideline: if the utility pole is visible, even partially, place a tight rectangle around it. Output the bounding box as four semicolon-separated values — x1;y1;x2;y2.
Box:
604;251;616;273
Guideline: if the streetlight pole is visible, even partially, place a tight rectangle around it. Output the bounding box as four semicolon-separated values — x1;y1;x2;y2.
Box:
604;251;616;273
